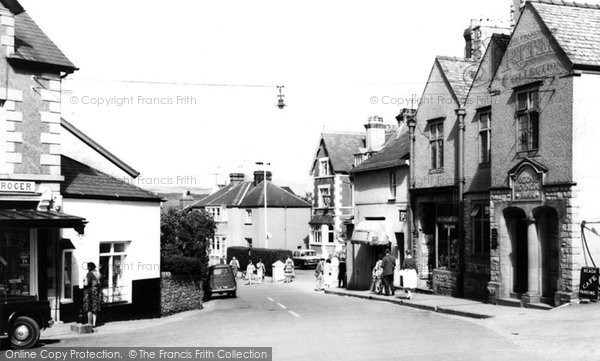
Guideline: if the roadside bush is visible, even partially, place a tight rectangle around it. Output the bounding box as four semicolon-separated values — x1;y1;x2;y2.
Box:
227;247;292;276
161;254;204;278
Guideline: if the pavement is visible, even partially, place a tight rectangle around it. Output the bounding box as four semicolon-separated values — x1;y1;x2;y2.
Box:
323;287;549;319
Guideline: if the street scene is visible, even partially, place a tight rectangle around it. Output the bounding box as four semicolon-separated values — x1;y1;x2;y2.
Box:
2;0;600;360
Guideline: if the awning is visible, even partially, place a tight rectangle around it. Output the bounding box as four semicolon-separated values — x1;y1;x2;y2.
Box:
0;209;87;234
351;221;391;246
309;214;334;226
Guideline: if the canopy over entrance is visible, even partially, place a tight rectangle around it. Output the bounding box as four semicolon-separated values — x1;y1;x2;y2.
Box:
351;221;391;246
0;209;86;234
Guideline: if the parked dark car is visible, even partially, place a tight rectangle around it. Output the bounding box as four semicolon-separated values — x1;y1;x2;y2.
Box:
293;249;319;269
206;264;237;299
0;295;53;349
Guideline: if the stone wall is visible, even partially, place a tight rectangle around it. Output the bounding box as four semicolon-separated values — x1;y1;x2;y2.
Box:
160;272;203;317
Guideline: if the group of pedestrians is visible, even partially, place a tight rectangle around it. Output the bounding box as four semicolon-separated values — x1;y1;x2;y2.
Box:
370;249;418;298
314;256;347;291
229;256;296;284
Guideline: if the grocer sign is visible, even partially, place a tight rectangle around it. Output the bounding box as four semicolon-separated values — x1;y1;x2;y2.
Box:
0;180;35;193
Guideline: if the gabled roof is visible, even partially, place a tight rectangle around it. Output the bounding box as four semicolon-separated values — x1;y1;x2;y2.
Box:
61;118;140;178
191;181;310;209
61;156;161;202
0;0;77;71
528;0;600;68
351;129;410;174
319;132;365;173
436;56;478;106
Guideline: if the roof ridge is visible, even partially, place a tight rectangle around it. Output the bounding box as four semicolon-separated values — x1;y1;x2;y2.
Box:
322;131;366;136
530;0;600;10
436;55;476;63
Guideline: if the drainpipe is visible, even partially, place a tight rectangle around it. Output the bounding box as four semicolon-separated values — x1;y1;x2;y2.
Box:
407;111;417;252
456;107;466;290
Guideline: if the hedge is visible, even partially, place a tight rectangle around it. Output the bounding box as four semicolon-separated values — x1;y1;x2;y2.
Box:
161;254;205;278
226;247;292;277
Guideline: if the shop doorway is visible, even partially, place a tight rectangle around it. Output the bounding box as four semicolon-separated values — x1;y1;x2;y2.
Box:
505;208;528;296
535;207;559;303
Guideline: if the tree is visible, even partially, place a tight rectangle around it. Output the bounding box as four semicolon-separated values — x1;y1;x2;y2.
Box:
160;208;216;279
301;191;314;205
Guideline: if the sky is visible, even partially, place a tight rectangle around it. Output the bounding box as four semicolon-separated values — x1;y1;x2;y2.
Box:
21;0;515;194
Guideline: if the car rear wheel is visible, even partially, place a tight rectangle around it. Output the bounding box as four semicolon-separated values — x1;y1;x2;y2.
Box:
10;316;40;349
231;291;237;298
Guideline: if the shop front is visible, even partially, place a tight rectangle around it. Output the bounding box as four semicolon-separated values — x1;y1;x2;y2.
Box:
412;188;462;295
0;208;87;322
347;220;394;290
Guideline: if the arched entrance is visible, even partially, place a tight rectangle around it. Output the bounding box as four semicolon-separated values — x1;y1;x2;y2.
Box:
534;206;560;303
504;207;528;296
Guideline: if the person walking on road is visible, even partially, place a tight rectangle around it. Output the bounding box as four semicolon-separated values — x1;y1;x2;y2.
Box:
256;259;266;284
338;257;347;288
401;250;418;299
381;249;396;296
284;257;295;283
246;261;256;285
230;257;240;278
314;258;325;291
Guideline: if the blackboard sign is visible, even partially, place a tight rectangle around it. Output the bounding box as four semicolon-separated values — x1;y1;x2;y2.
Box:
579;267;599;300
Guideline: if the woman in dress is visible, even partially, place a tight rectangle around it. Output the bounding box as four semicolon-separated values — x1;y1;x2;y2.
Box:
401;250;418;299
370;259;383;294
284;257;295;283
323;259;333;288
256;259;266;284
83;262;101;328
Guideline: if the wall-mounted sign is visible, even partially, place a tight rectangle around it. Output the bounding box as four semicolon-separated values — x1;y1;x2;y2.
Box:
511;165;543;202
399;210;407;222
0;180;35;193
579;267;599;300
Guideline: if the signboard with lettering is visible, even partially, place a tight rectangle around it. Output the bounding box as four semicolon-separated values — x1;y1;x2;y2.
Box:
0;180;35;193
579;267;599;300
512;165;542;202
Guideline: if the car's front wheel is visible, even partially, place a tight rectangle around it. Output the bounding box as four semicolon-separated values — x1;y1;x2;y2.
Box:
10;316;40;349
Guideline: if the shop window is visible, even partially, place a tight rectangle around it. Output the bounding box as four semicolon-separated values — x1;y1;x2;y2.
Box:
517;89;540;152
62;250;73;301
99;242;129;304
245;209;252;225
0;230;31;296
471;203;491;255
429;121;444;170
389;171;397;199
479;110;491;164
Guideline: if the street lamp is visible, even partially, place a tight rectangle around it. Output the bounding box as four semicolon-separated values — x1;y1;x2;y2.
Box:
256;161;271;248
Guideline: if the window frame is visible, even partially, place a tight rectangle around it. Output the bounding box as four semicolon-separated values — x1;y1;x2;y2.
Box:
318;158;330;177
99;241;130;304
317;185;331;208
245;209;252;225
429;120;444;171
478;110;491;165
389;171;397;199
471;203;491;256
61;249;74;302
516;89;540;153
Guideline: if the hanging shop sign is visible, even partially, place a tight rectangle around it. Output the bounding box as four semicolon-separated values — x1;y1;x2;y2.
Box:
0;180;35;193
579;267;599;300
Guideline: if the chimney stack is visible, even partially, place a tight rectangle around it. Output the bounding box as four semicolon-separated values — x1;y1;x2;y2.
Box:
511;0;526;29
253;171;272;186
364;115;386;152
229;173;245;186
463;18;511;62
179;191;195;209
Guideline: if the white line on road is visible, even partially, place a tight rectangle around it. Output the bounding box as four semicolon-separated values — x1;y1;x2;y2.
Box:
277;303;287;309
267;297;274;302
288;311;300;318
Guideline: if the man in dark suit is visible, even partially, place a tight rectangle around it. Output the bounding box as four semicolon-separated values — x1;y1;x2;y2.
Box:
381;249;396;296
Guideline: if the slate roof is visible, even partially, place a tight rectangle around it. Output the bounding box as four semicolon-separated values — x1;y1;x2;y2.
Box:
0;0;77;71
528;0;600;68
436;56;478;106
61;156;161;202
350;129;410;173
191;181;310;209
320;132;365;173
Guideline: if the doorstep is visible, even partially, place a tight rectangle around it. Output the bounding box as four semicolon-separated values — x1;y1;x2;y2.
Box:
324;288;547;319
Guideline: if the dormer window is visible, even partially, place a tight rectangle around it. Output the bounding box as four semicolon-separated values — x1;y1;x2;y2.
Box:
318;158;330;176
